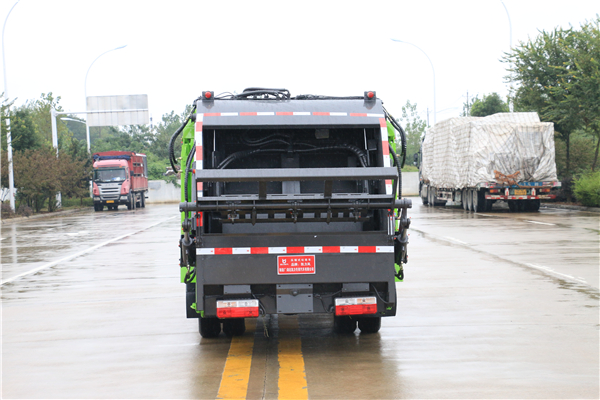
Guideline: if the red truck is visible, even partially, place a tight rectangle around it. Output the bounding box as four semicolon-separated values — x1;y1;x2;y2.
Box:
92;151;148;211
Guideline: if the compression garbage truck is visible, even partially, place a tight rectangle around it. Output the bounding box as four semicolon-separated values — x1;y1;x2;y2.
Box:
418;112;561;212
173;88;411;337
92;151;149;211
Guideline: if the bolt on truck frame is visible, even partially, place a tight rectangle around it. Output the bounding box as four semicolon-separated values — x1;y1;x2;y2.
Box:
173;88;411;337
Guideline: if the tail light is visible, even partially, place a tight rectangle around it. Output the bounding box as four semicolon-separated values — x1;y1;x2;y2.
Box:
490;189;500;194
217;299;259;318
539;188;551;193
335;297;377;316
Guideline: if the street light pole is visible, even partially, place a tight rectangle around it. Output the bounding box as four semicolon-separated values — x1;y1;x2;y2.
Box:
2;0;20;212
501;1;514;112
391;38;437;125
84;45;127;155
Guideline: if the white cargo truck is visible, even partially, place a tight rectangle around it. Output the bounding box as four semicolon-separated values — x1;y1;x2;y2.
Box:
418;112;561;212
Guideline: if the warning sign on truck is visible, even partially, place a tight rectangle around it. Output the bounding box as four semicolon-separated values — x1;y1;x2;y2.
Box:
277;255;316;275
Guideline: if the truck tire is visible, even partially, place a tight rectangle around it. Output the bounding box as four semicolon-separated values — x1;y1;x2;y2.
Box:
508;201;517;212
358;317;381;334
462;189;468;210
465;189;473;211
199;317;221;338
127;192;135;210
334;316;357;334
223;318;246;337
141;194;146;208
527;199;541;211
421;185;429;205
94;204;102;212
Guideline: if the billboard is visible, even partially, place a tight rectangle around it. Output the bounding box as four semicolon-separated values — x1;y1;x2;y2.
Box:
86;94;149;127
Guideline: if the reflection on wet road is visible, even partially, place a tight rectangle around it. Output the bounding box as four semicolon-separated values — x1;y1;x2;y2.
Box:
2;202;598;399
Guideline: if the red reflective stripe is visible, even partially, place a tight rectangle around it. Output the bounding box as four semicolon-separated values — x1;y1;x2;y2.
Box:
197;182;203;190
313;112;330;116
204;113;220;117
350;113;367;117
240;112;257;116
379;118;387;128
214;248;232;255
287;246;304;254
276;112;293;116
197;212;203;227
196;145;203;161
322;246;341;253
358;246;376;253
195;121;203;131
251;247;269;254
382;143;389;156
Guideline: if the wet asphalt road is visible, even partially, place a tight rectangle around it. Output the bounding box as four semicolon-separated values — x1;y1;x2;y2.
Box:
1;201;598;399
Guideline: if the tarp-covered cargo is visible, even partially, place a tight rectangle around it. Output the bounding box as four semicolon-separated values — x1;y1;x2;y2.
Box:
421;112;558;188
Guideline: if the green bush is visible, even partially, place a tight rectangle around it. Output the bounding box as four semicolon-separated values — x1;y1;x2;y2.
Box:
573;171;600;207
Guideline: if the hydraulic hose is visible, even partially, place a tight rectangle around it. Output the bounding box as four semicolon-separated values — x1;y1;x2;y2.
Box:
217;145;368;169
389;143;402;199
168;102;198;174
183;144;196;218
382;106;407;168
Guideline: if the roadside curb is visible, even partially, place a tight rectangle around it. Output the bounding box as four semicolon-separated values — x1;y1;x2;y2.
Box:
1;207;93;224
541;203;600;213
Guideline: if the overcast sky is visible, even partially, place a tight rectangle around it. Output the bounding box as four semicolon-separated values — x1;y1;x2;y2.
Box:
1;0;598;127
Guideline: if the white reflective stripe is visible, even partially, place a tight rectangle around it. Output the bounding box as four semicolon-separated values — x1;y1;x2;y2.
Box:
198;248;215;255
376;246;394;253
220;112;238;117
367;113;384;117
386;184;393;195
196;160;203;169
329;112;347;116
232;247;251;254
197;191;202;198
340;246;359;253
293;112;311;116
268;247;287;254
304;246;323;253
257;112;275;116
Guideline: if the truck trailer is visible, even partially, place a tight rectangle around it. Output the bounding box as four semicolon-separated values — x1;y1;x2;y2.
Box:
92;151;148;211
418;112;561;212
174;88;411;337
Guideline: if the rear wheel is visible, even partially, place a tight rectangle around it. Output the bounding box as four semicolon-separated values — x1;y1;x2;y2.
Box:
199;317;221;338
94;204;102;212
223;318;246;337
357;317;381;334
466;189;473;211
421;185;429;205
141;193;146;208
508;201;517;212
472;189;479;212
333;316;357;334
527;199;541;212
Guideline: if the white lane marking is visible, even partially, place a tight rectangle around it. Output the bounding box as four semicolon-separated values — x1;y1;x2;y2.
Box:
525;220;556;226
526;263;587;283
444;236;469;245
1;216;177;285
476;214;496;217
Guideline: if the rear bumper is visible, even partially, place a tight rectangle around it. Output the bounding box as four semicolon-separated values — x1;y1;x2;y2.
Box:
485;195;556;200
190;232;397;318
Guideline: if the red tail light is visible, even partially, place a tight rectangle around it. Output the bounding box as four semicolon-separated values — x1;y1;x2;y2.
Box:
216;299;259;318
335;297;377;316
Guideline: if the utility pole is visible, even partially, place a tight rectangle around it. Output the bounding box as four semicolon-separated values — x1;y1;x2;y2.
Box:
2;0;20;212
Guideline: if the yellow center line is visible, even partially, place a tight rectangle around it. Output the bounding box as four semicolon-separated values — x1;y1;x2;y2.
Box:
217;320;257;400
278;317;308;400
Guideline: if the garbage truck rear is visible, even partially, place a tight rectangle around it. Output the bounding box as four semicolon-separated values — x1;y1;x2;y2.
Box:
174;88;411;337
